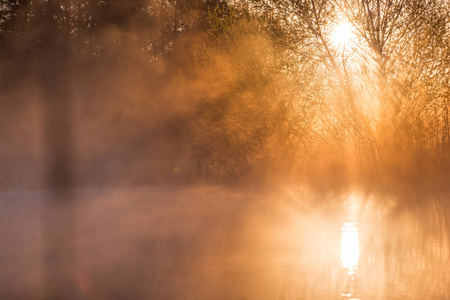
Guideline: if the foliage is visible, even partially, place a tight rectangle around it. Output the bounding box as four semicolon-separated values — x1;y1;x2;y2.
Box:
187;5;323;182
228;0;450;189
0;0;449;190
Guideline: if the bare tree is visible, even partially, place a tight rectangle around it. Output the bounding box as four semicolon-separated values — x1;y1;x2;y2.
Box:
241;0;450;186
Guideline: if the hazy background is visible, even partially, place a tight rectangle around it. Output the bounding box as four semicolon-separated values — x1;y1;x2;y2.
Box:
1;0;449;195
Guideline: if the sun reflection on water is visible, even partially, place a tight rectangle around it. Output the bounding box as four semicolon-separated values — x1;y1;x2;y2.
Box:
341;222;359;273
340;195;360;299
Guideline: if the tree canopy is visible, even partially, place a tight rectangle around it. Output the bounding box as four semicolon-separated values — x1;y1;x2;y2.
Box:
0;0;449;191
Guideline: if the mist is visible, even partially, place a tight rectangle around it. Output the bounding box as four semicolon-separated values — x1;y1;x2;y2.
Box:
1;0;450;299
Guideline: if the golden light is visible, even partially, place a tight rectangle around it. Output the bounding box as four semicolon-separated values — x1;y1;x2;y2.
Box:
331;23;354;46
340;222;359;273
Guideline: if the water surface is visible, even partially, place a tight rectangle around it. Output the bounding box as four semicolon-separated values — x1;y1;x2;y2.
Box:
0;188;449;299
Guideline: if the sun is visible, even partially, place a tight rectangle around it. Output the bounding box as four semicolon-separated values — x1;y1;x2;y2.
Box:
331;23;354;46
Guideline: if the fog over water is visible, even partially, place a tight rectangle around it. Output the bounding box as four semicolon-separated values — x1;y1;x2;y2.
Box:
1;1;450;299
1;188;449;299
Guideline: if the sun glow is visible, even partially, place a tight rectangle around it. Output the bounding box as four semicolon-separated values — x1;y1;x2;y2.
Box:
331;23;354;46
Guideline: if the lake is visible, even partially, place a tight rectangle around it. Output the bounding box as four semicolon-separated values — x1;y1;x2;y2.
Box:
0;187;448;299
